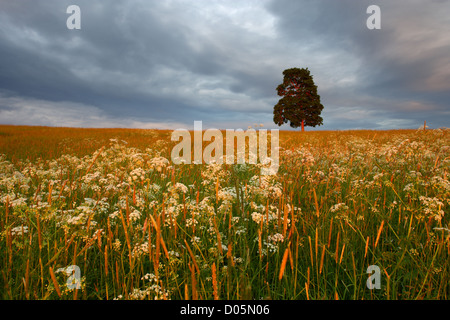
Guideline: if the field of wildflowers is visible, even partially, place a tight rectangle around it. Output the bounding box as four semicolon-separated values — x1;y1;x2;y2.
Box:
0;125;448;299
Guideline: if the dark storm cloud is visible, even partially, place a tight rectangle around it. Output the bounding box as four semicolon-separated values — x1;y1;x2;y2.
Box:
266;0;450;129
0;0;281;128
0;0;449;129
4;5;212;128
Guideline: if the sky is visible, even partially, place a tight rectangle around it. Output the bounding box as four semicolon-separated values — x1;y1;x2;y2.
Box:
0;0;449;130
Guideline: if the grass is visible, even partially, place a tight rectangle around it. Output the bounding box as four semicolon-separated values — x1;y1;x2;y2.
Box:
0;124;449;300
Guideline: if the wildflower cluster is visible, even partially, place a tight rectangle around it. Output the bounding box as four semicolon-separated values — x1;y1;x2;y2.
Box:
0;127;448;300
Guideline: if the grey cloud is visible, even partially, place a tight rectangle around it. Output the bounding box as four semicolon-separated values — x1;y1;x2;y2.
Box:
266;0;450;129
0;0;449;130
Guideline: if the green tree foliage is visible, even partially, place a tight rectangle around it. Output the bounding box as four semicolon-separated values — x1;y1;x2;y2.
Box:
273;68;324;131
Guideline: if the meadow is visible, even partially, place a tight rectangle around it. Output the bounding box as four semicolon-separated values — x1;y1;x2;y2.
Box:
0;124;448;300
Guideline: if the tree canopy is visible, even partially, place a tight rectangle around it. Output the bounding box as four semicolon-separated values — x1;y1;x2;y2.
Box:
273;68;324;131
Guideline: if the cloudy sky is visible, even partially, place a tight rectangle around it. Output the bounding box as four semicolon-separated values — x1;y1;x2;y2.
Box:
0;0;449;130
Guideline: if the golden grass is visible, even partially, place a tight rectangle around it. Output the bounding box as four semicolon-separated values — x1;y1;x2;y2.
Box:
0;124;448;300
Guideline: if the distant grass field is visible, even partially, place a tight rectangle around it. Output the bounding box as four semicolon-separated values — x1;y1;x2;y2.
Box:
0;124;448;299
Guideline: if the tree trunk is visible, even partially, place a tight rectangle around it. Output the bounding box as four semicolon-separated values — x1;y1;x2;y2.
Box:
301;119;305;132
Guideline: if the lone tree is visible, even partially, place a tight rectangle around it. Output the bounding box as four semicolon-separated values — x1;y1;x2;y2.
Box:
273;68;324;131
